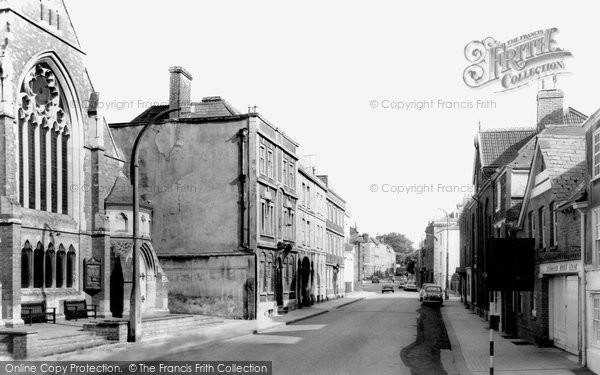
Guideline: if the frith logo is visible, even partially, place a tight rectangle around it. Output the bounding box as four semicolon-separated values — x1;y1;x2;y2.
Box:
463;28;572;92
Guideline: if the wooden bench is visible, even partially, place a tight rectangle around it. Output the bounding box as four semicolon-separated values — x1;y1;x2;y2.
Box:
64;300;97;321
21;302;56;326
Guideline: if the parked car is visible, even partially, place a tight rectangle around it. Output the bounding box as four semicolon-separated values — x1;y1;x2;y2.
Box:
403;281;418;291
372;277;380;283
419;283;437;301
421;284;443;305
381;283;395;293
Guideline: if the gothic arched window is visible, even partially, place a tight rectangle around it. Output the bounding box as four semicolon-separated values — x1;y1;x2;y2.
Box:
33;242;44;288
45;244;55;288
18;63;70;214
66;246;76;288
56;245;66;288
21;242;33;288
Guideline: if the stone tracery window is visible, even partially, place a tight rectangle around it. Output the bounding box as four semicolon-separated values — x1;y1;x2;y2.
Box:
18;63;70;214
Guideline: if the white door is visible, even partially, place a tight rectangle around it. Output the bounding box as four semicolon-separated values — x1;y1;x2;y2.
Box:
552;277;566;349
564;276;578;354
552;276;579;355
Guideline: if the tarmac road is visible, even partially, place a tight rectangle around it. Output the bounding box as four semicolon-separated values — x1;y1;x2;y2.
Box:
159;285;449;375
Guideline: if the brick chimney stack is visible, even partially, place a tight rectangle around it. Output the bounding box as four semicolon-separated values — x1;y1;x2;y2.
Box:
169;66;193;119
537;89;564;132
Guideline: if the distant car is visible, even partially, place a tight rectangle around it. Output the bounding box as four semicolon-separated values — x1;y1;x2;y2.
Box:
404;281;418;291
421;285;444;305
372;277;380;283
381;283;395;293
398;281;406;289
419;283;437;301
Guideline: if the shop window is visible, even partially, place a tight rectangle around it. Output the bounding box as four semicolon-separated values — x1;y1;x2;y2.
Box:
594;294;600;347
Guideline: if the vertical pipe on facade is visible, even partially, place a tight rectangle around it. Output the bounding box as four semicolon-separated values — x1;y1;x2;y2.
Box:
239;127;248;251
579;207;587;367
245;118;257;319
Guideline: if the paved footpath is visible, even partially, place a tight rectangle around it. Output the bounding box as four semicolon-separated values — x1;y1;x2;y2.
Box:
441;296;595;375
55;291;372;361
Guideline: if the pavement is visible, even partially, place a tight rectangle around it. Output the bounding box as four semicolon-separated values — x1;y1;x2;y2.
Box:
54;290;373;361
441;296;596;375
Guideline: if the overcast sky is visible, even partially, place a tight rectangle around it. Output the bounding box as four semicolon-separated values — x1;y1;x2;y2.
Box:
64;1;600;246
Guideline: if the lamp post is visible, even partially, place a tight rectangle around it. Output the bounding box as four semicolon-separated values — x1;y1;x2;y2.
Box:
438;208;450;300
128;107;180;342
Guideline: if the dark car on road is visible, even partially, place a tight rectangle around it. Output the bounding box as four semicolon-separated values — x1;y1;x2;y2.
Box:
372;277;380;283
421;285;443;305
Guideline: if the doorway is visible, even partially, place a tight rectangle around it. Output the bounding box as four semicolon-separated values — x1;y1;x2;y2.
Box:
301;257;311;306
276;257;283;306
110;256;124;318
550;275;578;354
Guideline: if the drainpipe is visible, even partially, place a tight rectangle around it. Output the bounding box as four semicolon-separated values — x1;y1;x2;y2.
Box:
239;128;249;250
575;203;588;367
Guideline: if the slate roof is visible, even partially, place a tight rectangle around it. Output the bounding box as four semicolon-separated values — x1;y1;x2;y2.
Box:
105;172;153;209
477;128;536;168
556;181;586;210
476;107;586;170
130;96;241;124
536;126;586;201
507;136;537;169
